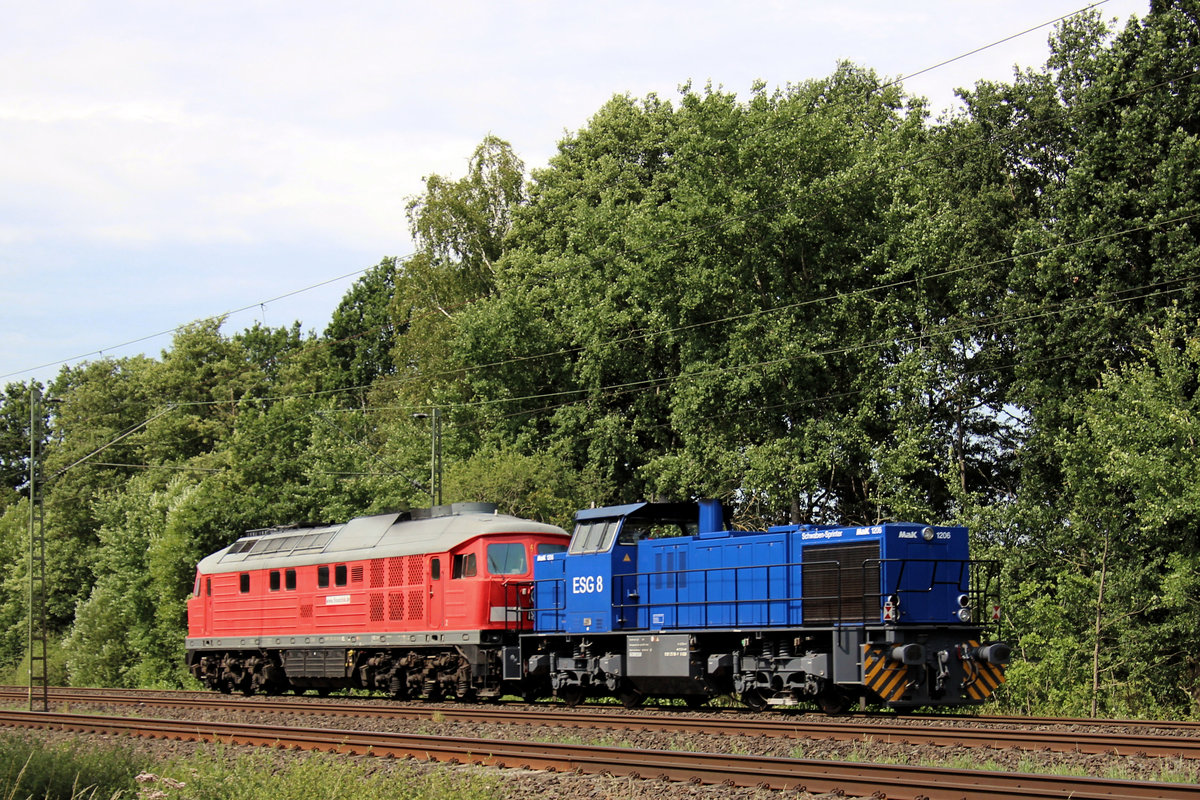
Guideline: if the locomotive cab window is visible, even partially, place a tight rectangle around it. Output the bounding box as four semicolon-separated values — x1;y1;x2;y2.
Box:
431;558;440;580
617;521;689;545
537;542;567;557
452;553;477;578
318;565;329;588
285;568;296;590
487;543;528;575
569;520;619;554
206;578;211;596
335;564;347;586
269;570;281;591
239;573;249;593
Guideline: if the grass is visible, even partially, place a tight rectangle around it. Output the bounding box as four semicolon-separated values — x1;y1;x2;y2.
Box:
5;718;1198;798
144;746;504;800
0;735;503;800
0;734;148;800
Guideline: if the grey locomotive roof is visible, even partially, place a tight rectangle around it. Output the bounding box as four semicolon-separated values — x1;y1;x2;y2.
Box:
196;507;567;575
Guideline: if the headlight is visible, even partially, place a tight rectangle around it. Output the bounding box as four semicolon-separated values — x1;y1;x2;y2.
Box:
957;593;969;607
921;526;935;542
956;607;972;622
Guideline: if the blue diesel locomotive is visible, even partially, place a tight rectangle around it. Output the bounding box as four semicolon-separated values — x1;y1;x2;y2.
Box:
523;499;1009;712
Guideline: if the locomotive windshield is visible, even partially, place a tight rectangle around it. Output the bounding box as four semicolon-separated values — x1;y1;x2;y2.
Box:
486;542;528;575
569;510;698;554
569;519;619;553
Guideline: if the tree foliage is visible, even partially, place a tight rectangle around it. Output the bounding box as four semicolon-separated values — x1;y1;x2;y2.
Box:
0;4;1196;715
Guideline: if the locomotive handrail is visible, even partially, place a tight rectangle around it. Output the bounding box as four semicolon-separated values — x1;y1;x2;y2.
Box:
527;557;1002;634
499;580;539;632
863;557;969;622
528;577;568;631
857;557;1002;625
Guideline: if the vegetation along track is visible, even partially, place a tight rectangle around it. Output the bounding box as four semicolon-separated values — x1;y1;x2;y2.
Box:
3;686;1198;761
3;708;1198;800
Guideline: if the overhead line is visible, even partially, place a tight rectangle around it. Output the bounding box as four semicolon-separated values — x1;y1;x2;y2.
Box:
100;208;1199;417
881;2;1113;91
0;264;392;382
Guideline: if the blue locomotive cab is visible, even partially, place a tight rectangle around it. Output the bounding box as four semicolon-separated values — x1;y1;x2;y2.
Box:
533;501;723;634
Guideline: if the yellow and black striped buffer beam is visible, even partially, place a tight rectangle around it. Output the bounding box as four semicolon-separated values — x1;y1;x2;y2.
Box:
862;645;911;703
962;639;1007;701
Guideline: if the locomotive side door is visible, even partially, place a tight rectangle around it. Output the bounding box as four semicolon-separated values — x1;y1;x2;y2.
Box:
428;556;443;629
203;575;213;633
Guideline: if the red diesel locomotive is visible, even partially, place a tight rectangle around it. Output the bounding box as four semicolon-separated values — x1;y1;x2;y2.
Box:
185;502;569;698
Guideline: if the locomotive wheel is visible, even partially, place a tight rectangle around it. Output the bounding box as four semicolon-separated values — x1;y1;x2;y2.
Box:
740;689;769;712
618;689;645;709
683;695;709;709
558;686;586;707
817;688;851;715
316;687;332;697
292;687;308;696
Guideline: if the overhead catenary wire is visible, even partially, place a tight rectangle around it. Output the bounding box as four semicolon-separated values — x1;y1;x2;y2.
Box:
86;272;1195;480
0;265;385;382
84;205;1200;418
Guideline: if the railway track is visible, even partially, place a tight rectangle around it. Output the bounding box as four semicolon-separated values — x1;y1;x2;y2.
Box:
2;708;1196;800
3;686;1197;760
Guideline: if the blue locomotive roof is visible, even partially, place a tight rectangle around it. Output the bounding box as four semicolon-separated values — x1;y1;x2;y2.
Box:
574;503;648;521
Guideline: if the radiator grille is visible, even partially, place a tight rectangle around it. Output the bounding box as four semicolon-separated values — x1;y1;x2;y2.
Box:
802;542;880;623
388;557;405;586
407;589;424;620
388;591;405;621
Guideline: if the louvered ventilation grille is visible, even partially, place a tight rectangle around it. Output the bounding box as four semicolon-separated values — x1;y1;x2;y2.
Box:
802;542;880;623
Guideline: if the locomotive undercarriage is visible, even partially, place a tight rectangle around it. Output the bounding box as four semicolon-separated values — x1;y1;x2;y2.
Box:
186;644;509;700
524;625;1010;713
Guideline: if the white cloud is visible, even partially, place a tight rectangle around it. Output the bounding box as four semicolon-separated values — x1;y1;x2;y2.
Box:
0;0;1151;382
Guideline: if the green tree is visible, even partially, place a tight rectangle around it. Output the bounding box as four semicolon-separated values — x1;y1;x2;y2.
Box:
404;134;527;306
324;259;401;394
390;136;527;413
1000;319;1200;716
446;70;984;523
0;381;49;508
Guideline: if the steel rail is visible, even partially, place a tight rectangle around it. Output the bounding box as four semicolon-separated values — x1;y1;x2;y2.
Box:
2;710;1196;800
5;685;1200;733
5;688;1197;760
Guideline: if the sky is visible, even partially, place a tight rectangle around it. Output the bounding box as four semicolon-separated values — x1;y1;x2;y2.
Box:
0;0;1150;386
